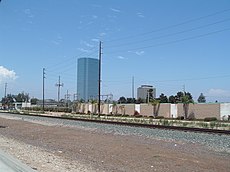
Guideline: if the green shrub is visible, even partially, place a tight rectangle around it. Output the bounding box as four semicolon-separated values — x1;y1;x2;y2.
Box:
155;116;164;119
176;116;184;120
122;114;129;117
210;122;216;129
134;115;143;118
163;120;169;126
204;117;217;122
202;122;208;128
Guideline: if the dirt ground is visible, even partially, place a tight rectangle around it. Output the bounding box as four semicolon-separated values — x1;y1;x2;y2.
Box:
0;117;229;172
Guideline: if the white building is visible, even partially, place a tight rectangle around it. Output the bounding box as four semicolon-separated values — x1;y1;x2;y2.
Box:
137;85;156;101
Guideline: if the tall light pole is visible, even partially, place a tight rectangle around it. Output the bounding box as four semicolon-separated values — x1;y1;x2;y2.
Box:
42;68;45;111
4;83;7;98
98;41;102;116
55;76;63;106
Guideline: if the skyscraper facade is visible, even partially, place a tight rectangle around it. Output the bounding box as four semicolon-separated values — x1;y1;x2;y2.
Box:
77;58;99;101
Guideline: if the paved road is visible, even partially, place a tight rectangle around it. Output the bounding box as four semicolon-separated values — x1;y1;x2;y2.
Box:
0;149;35;172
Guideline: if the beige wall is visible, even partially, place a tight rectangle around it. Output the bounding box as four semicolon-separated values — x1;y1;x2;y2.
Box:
140;104;152;116
117;104;135;115
101;104;109;114
76;103;225;120
177;103;220;120
159;104;171;118
139;104;171;117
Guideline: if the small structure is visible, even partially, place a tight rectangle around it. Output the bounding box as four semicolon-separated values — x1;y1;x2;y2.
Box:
137;85;156;102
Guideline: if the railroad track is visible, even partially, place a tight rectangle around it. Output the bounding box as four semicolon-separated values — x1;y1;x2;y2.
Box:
4;112;229;135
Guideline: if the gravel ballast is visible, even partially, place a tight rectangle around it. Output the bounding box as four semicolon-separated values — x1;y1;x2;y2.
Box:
0;112;229;172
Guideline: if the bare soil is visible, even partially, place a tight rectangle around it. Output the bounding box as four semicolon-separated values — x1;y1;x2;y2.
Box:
0;117;229;172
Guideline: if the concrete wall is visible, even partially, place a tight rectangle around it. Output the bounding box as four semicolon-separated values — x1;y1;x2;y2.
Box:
139;104;152;116
170;104;178;118
220;103;230;120
158;104;171;118
177;103;220;120
139;103;171;117
101;104;110;115
117;104;135;115
76;102;230;120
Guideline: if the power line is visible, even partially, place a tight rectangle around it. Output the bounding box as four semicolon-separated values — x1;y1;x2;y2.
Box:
107;8;230;42
106;18;230;48
46;47;98;71
106;27;230;54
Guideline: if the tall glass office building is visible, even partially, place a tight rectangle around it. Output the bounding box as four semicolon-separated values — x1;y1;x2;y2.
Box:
77;57;99;101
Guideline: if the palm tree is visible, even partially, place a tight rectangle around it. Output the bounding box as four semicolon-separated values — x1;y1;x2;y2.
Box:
90;99;98;114
111;101;118;115
119;105;126;115
150;99;160;117
181;95;194;119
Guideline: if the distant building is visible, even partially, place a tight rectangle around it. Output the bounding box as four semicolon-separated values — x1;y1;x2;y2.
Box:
137;85;156;101
77;57;99;101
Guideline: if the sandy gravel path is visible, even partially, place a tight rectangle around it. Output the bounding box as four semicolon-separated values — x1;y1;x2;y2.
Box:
0;116;229;172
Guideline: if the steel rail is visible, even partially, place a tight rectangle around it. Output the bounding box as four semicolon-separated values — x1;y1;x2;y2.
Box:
2;112;230;135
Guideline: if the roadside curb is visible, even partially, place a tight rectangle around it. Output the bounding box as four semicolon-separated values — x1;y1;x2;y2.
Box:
0;149;35;172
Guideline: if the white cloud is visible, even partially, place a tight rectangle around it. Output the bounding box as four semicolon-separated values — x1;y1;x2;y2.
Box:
92;15;98;19
0;66;17;83
99;32;106;37
78;48;90;53
24;9;34;18
51;35;63;45
91;38;99;42
110;8;121;13
128;50;145;56
117;56;125;60
82;41;94;48
135;51;145;56
137;12;145;18
207;88;230;96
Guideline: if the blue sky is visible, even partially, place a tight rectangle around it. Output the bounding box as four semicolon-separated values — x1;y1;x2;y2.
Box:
0;0;230;102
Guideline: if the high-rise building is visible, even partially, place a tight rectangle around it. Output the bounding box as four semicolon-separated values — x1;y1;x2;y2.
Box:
137;85;156;101
77;57;99;101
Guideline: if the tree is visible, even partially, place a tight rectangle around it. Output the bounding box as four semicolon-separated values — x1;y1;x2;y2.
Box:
136;98;144;104
126;98;136;104
150;99;160;117
175;91;193;103
168;95;176;103
1;94;17;109
15;92;29;102
175;91;184;102
197;93;206;103
31;98;39;105
146;89;154;103
119;105;126;115
159;93;168;103
181;94;194;119
118;96;126;104
111;101;118;115
90;99;97;114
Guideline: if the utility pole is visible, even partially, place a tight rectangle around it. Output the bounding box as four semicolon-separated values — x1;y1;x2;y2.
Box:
4;83;7;98
42;68;45;111
73;93;78;101
183;84;186;94
65;90;71;107
132;76;134;99
55;76;63;106
98;41;102;116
